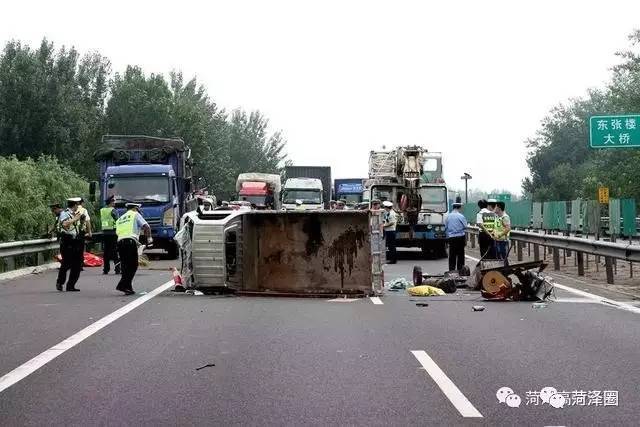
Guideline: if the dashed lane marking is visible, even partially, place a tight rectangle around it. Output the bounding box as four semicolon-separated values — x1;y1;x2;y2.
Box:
411;350;483;418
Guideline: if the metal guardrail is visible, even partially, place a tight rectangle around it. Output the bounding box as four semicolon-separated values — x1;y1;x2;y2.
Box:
466;227;640;284
0;238;59;272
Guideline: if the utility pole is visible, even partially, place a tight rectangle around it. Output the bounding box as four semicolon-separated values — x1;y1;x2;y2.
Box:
460;172;472;204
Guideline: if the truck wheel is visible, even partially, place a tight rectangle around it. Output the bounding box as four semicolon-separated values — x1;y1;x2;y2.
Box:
167;242;179;260
421;244;431;260
437;241;448;259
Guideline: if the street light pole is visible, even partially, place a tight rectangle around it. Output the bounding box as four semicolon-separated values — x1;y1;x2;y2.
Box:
460;173;472;204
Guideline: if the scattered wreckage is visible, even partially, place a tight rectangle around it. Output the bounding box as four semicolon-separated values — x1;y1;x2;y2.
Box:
412;259;555;302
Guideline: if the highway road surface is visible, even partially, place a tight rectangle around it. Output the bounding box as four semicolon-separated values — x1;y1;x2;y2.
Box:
1;254;639;426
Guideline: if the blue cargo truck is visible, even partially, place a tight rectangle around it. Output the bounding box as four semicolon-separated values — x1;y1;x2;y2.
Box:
94;135;193;259
334;178;365;205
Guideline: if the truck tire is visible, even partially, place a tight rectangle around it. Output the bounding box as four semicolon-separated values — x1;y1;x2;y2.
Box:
167;242;179;260
437;241;447;259
421;243;432;260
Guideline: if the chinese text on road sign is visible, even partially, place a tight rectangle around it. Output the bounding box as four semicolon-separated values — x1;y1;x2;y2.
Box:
590;115;640;148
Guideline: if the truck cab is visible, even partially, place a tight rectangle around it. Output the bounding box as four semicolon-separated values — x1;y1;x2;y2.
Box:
235;173;281;210
334;179;365;207
104;164;181;257
95;135;193;260
282;178;324;211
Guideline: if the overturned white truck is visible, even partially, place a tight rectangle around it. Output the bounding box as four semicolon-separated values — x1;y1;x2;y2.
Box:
177;209;384;296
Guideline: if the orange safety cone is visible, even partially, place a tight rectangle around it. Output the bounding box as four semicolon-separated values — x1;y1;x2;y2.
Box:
172;267;186;292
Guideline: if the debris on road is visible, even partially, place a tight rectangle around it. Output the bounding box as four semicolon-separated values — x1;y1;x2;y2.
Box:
171;267;186;292
416;268;470;293
185;289;204;296
407;285;445;296
472;305;485;312
532;302;548;309
386;278;412;290
416;302;429;307
195;363;216;371
471;260;555;302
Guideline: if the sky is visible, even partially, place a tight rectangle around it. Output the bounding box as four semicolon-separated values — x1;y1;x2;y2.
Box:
1;0;639;194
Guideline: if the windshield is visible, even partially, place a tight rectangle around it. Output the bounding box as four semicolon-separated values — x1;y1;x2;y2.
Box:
283;190;321;204
423;158;438;172
371;186;396;205
239;195;268;206
339;194;362;204
419;186;447;213
107;175;170;204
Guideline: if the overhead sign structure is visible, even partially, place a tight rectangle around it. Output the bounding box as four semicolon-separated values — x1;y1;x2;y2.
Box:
590;115;640;148
488;193;511;202
598;186;609;204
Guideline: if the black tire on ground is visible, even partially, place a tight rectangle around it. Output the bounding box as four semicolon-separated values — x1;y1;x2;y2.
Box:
413;266;423;286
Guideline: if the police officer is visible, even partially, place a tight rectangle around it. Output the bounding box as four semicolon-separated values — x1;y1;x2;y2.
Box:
445;202;468;272
493;201;511;262
68;197;91;270
115;203;152;295
100;196;120;275
382;201;398;264
56;199;85;291
479;198;498;259
476;199;491;258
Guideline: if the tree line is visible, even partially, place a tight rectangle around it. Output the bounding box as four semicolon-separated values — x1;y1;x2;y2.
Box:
524;30;640;202
0;38;288;201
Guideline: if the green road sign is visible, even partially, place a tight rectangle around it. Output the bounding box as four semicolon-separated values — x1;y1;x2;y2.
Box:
590;115;640;148
488;193;511;201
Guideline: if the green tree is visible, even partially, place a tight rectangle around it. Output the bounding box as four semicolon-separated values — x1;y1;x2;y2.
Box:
0;156;88;241
0;39;110;178
525;30;640;201
104;69;288;200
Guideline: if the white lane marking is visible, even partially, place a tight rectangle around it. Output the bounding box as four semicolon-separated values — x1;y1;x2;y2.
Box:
411;350;482;418
552;297;599;304
552;283;640;314
369;296;384;305
328;297;359;303
0;280;174;394
465;255;640;315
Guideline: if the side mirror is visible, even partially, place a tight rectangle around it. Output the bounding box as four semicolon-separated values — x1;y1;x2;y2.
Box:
89;181;98;203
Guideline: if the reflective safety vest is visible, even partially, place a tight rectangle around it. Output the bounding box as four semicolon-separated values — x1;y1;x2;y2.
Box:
481;211;497;232
100;207;117;230
116;210;138;241
494;214;510;241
